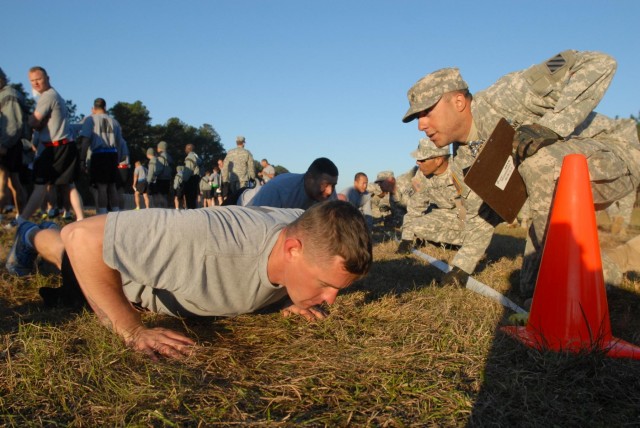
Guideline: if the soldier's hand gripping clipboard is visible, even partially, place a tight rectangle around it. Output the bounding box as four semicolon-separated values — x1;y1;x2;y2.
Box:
463;118;528;223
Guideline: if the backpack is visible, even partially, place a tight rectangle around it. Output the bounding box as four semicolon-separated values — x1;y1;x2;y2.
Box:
186;152;203;178
199;175;211;192
154;156;166;179
157;153;173;180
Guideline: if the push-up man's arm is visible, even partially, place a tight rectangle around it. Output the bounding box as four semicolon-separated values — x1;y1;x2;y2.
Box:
60;216;195;360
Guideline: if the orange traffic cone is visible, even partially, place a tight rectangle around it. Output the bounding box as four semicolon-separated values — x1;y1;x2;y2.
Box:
502;154;640;359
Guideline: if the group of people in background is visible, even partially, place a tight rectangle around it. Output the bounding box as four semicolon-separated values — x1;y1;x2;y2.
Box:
0;65;285;225
132;134;280;211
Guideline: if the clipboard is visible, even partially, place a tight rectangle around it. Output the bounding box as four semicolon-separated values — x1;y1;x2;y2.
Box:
463;118;528;223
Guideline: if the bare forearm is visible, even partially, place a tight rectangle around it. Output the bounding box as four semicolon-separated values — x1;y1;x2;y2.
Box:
80;269;144;340
28;113;46;131
60;216;196;359
61;217;144;339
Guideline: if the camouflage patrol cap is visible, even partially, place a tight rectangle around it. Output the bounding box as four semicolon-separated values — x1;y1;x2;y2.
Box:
375;171;394;182
146;148;155;156
157;141;168;151
236;136;246;143
402;67;468;123
411;138;450;160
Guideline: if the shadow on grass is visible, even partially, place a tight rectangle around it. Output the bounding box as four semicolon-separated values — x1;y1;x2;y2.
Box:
483;232;527;264
0;294;83;335
366;222;640;425
468;223;640;427
347;228;527;308
344;257;442;303
468;284;640;427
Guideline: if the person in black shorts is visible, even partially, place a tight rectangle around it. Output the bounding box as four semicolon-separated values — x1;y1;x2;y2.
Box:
132;160;149;209
0;68;28;219
14;66;84;226
79;98;128;214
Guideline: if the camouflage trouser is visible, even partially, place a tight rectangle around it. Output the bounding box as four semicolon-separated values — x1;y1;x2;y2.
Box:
605;234;640;273
227;181;243;195
370;202;391;226
518;138;636;297
401;206;497;274
606;190;636;234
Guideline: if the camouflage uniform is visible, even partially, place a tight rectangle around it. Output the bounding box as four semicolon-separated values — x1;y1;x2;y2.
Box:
369;171;399;228
391;167;416;208
367;182;392;225
606;191;636;238
404;50;640;296
221;136;256;194
580;112;639;239
401;139;499;274
389;167;417;227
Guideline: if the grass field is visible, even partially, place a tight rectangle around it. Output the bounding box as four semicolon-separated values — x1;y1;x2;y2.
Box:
1;212;640;426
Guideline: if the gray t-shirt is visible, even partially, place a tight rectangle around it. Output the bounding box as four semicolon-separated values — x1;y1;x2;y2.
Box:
79;113;127;154
34;87;69;143
134;165;147;183
0;85;26;148
339;186;372;216
103;206;303;317
262;164;276;182
339;186;373;229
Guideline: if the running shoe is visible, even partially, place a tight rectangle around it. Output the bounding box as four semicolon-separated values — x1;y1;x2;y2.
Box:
47;208;60;219
5;222;40;276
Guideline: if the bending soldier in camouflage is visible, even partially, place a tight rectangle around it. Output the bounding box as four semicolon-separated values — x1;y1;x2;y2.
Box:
402;50;640;297
395;138;500;286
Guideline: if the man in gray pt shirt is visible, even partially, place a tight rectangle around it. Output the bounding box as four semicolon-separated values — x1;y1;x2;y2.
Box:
14;66;84;226
6;200;372;360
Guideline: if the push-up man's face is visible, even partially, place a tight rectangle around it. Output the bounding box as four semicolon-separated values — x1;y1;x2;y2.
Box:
284;253;356;310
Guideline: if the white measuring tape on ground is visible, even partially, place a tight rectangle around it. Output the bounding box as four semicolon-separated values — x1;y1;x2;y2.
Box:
411;248;527;314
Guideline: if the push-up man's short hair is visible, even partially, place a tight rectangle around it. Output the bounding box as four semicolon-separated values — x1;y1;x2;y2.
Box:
286;200;372;277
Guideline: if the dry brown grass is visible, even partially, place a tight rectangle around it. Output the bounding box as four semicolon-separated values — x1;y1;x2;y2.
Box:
1;215;640;426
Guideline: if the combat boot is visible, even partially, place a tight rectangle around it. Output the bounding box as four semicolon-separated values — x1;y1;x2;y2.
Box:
396;240;413;255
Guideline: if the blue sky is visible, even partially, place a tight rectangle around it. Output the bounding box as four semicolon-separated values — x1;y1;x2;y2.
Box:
3;1;639;191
